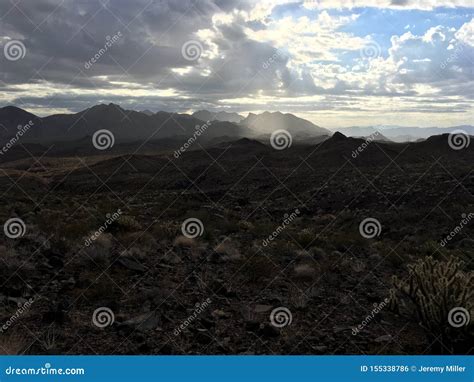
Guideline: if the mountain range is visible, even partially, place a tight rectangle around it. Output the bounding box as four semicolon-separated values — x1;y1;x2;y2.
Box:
336;125;474;142
0;104;249;144
192;110;244;123
0;104;472;146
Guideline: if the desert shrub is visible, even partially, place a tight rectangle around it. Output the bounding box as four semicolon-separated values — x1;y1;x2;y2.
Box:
418;240;448;259
173;235;197;248
371;241;409;268
58;221;94;241
0;331;27;355
391;256;473;353
0;246;34;287
213;240;241;261
237;220;254;231
117;231;156;251
152;221;178;241
75;272;119;303
41;326;58;354
36;209;96;240
252;220;278;237
242;254;276;283
329;232;366;251
288;285;311;309
109;215;141;232
293;263;317;282
70;234;113;270
219;218;240;234
296;228;314;248
267;240;297;258
309;246;326;259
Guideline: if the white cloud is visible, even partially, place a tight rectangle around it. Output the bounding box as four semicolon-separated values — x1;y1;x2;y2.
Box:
245;11;366;63
455;18;474;46
302;0;473;10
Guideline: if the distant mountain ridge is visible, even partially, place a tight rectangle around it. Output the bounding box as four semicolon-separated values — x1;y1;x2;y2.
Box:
336;125;474;142
2;104;472;147
193;110;244;123
241;111;331;136
0;104;250;144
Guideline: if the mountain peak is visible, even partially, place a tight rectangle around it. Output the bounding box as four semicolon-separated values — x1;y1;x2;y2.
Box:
331;131;347;141
192;109;244;123
241;111;330;137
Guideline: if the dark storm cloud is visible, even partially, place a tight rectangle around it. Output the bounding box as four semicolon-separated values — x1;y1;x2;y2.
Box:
0;0;288;111
0;0;472;124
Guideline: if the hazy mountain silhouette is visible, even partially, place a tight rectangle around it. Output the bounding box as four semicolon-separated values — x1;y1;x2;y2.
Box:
338;125;474;142
192;110;244;123
241;111;331;136
0;104;250;144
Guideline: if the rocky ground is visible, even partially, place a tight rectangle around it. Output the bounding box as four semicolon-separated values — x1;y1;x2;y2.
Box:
0;134;472;355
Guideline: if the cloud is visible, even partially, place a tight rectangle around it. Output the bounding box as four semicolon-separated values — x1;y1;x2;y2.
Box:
455;18;474;46
0;0;472;127
302;0;473;10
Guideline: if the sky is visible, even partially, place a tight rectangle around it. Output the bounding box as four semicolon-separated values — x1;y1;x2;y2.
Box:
0;0;473;128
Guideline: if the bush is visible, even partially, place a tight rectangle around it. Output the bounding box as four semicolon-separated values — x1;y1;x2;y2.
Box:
242;254;276;283
391;256;473;353
0;246;33;288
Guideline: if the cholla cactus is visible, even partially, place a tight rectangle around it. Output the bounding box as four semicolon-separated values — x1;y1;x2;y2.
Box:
391;256;473;352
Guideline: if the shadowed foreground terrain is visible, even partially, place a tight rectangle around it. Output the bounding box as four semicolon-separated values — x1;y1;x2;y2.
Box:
0;133;473;355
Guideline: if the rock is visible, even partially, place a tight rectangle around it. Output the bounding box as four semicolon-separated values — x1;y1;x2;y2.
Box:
195;331;212;345
369;254;381;262
208;241;241;263
375;334;393;343
211;309;230;319
293;263;317;280
313;345;328;352
457;238;474;248
160;252;182;264
253;304;273;313
7;296;27;307
120;311;161;332
333;326;351;334
199;317;215;329
117;257;147;273
245;321;260;332
259;323;280;338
